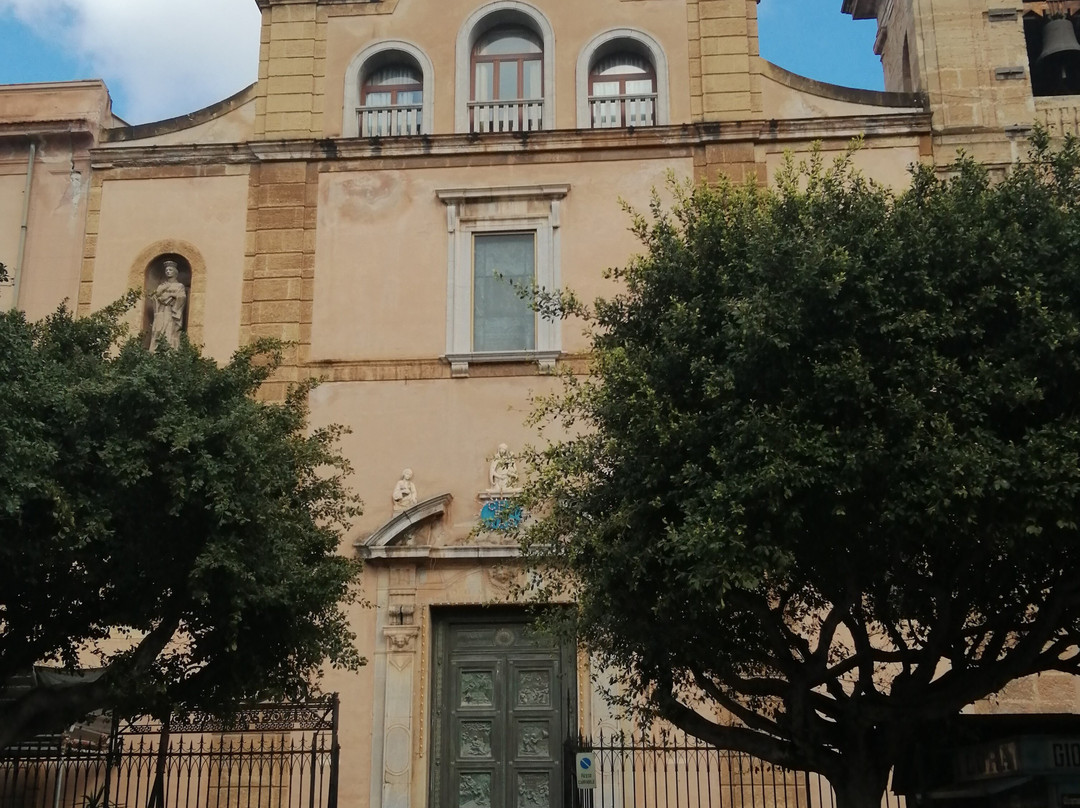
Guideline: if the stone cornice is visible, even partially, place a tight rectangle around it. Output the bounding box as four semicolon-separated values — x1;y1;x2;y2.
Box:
360;544;522;561
0;120;98;142
88;115;932;169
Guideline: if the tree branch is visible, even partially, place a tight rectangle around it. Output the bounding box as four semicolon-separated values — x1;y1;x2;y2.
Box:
653;683;839;777
0;615;181;749
692;669;784;738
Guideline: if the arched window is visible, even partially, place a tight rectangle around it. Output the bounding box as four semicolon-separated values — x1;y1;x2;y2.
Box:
360;57;424;136
456;2;555;133
471;25;543;132
576;29;669;128
344;42;434;137
589;52;657;128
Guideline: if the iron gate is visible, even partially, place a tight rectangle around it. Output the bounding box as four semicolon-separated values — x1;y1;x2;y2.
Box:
0;698;339;808
565;730;907;808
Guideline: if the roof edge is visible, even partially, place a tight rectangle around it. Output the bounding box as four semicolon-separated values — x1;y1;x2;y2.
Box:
842;0;880;20
761;59;926;109
103;82;257;143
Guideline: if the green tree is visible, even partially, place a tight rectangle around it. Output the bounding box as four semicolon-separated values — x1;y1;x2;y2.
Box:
520;135;1080;807
0;294;362;748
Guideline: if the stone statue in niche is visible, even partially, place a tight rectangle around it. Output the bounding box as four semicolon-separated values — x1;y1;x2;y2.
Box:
392;468;418;513
149;259;188;351
488;443;519;493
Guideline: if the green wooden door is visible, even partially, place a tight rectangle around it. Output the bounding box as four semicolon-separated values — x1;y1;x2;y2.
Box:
430;614;574;808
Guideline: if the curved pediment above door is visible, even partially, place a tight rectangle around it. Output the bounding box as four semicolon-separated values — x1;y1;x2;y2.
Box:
357;493;453;555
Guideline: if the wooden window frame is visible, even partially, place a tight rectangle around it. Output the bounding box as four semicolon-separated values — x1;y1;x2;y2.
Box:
360;65;423;107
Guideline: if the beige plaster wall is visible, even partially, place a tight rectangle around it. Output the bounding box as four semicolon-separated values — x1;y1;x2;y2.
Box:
320;594;379;808
0;170;24;308
762;137;925;189
0;140;92;320
322;0;692;136
90;174;249;360
21;144;92;320
311;156;692;362
309;373;565;541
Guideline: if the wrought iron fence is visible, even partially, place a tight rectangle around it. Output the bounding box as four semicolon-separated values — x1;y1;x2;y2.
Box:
0;699;339;808
565;730;907;808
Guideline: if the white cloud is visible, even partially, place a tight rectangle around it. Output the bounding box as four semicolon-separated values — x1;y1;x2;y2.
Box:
0;0;261;124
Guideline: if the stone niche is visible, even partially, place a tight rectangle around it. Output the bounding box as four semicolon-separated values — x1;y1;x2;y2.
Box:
142;253;193;349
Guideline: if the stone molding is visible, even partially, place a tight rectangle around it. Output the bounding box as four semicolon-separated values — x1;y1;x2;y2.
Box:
383;625;420;654
362;545;523;561
87;115;932;169
360;493;454;549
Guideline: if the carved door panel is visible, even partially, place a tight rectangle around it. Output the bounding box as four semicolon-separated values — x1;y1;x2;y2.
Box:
432;615;573;808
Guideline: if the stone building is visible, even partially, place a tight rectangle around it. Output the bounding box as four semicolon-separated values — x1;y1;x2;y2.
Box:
0;0;1078;806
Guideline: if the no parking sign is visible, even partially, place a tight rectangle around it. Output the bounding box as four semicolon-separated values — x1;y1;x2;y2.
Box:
575;752;597;789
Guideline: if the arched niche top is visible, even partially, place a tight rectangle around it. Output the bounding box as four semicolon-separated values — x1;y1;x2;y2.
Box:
359;493;453;549
456;0;556;132
127;240;208;348
576;27;670;128
343;39;435;137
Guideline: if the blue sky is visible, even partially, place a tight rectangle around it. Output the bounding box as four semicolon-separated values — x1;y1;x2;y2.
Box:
0;0;882;125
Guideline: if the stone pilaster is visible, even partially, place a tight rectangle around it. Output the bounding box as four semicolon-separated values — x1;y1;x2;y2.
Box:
242;160;318;400
381;622;420;808
76;172;105;317
254;0;327;139
688;0;761;121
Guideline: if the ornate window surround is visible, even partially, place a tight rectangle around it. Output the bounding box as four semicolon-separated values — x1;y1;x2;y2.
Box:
436;184;569;377
455;1;556;133
343;40;435;137
576;28;670;128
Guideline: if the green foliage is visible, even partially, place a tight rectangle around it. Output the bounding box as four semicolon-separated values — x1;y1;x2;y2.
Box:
81;787;122;808
0;302;362;746
520;134;1080;797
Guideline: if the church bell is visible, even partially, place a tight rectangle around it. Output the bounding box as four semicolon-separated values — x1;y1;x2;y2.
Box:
1038;17;1080;68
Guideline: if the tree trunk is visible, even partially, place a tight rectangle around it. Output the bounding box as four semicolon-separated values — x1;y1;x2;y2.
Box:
831;762;892;808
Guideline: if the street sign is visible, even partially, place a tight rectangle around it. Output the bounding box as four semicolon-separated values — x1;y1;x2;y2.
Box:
576;752;597;789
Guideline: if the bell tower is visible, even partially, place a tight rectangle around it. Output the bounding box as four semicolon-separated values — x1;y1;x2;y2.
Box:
1027;4;1080;96
844;0;1040;169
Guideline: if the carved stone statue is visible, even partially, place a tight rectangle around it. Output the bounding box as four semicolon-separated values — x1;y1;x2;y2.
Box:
392;468;418;513
149;260;187;351
488;443;518;493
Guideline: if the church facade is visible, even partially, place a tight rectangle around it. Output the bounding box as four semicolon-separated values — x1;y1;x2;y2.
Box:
1;0;1079;806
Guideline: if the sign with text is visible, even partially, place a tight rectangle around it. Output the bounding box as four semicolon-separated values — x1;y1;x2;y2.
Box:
954;736;1080;782
576;752;597;789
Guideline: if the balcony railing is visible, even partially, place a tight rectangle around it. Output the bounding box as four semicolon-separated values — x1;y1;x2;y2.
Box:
589;93;658;128
468;99;544;133
358;104;423;137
